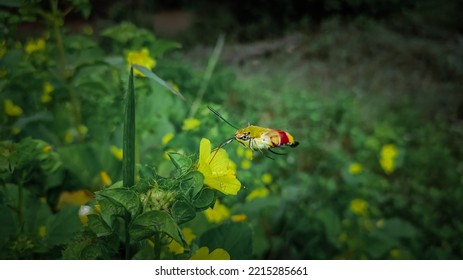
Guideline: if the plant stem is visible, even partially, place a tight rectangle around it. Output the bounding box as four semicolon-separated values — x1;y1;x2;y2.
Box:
125;211;131;260
49;0;84;142
123;67;135;188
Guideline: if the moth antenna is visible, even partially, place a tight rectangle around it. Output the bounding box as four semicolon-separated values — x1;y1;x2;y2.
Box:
207;106;240;130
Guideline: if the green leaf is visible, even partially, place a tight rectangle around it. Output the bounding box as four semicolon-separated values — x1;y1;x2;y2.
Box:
171;200;196;224
97;188;141;218
314;208;341;248
44;205;82;247
192;188;216;210
130;210;184;246
87;214;112;237
0;205;16;247
132;64;186;101
180;171;204;198
199;223;253;260
168;153;192;174
123;67;135;188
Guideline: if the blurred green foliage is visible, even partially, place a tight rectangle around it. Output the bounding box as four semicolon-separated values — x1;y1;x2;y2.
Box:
1;0;462;260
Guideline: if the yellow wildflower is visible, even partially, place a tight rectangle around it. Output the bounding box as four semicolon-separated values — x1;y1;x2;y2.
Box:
78;205;93;225
190;247;230;260
197;138;241;195
261;173;273;184
25;38;46;54
162;132;174;145
246;187;269;201
168;227;197;254
42;145;52;153
57;190;93;209
204;200;230;223
240;160;251;170
111;145;123;161
231;214;247;222
94;204;101;213
182;117;200;131
236;146;245;157
350;198;368;216
41;82;54;103
78;124;88;135
244;149;253;160
38;226;46;238
99;171;112;186
126;48;156;76
4;99;23;117
380;144;398;175
348;162;363;175
64;130;74;143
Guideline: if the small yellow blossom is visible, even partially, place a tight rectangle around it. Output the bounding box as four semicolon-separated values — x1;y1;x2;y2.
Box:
236;146;245;157
41;82;54;103
38;226;46;238
190;247;230;260
261;173;273;184
78;124;88;135
244;149;253;160
94;204;101;213
42;145;52;153
197;138;241;195
390;249;401;259
350;198;368;216
99;171;112;186
349;162;363;175
380;144;398;175
126;48;156;76
182;117;201;131
4;99;23;117
64;130;74;143
162;133;174;145
246;187;269;202
240;160;251;170
231;214;247;222
25;38;46;54
11;127;21;135
168;227;197;254
111;145;123;161
204;200;230;223
57;190;92;209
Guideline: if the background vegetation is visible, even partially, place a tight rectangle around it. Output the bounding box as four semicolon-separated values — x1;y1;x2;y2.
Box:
1;0;462;259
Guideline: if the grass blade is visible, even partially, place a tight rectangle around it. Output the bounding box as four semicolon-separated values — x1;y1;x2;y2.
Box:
123;67;135;188
131;64;187;101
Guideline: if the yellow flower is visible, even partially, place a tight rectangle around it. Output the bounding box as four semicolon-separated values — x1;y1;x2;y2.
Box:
348;162;363;175
380;144;398;175
111;145;123;161
190;247;230;260
25;38;46;54
240;160;251;170
246;187;269;201
99;171;112;186
231;214;247;222
4;99;23;117
41;145;52;153
197;138;241;195
57;190;93;209
126;48;156;76
94;204;101;213
162;132;174;145
78;205;93;225
168;227;197;254
182;117;200;131
64;130;74;143
204;200;230;223
236;146;245;157
350;198;368;216
261;173;273;184
244;149;253;160
41;82;54;103
38;226;46;238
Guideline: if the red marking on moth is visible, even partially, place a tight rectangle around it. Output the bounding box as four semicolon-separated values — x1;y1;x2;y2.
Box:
277;130;290;146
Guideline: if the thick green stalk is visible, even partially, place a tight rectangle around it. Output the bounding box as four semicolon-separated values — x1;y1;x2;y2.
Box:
123;67;136;259
123;67;136;188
